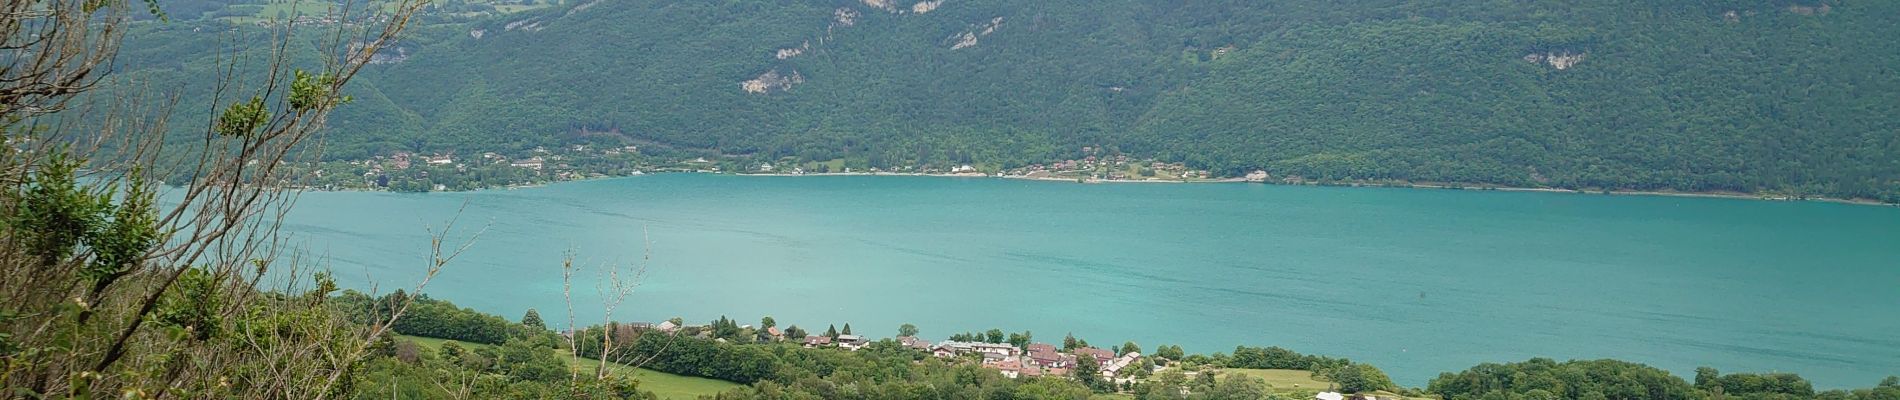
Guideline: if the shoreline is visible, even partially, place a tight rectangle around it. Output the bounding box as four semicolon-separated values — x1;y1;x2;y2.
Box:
295;170;1897;207
730;171;1898;207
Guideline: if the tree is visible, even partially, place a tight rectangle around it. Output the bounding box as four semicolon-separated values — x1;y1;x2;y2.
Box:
498;338;564;382
1157;345;1186;361
841;323;853;336
1192;368;1218;392
1008;331;1032;349
1064;333;1080;350
441;341;466;360
0;0;427;397
1121;341;1142;355
784;325;807;339
1075;350;1105;391
898;323;918;337
1201;374;1273;399
521;308;546;330
825;324;839;338
1325;364;1395;393
1697;367;1720;388
985;329;1005;344
761;316;776;329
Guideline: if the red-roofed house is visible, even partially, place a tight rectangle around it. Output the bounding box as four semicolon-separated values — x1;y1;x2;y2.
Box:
1073;347;1115;364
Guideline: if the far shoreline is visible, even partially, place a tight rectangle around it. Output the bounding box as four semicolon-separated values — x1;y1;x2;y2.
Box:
301;170;1898;208
726;171;1900;207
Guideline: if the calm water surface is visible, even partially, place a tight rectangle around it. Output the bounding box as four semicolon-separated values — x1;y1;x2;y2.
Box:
272;174;1900;387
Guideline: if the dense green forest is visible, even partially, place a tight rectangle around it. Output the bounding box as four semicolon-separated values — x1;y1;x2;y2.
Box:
113;0;1900;201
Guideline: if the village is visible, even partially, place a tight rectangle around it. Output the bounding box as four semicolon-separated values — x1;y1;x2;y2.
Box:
612;319;1388;400
278;142;1290;193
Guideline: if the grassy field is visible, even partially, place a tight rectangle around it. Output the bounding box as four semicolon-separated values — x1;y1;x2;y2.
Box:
492;4;554;13
396;335;744;399
1222;368;1332;392
258;1;344;18
1221;368;1430;399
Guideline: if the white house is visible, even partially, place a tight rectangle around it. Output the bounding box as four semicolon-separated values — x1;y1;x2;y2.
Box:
836;334;869;350
1101;352;1141;377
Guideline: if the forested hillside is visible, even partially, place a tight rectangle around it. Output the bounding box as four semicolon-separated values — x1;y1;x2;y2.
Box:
117;0;1900;201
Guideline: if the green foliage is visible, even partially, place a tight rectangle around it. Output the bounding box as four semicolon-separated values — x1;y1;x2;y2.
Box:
9;151;163;301
1198;374;1276;400
1695;367;1816;398
13;152;109;268
214;96;269;138
898;323;917;337
1008;330;1033;349
519;308;544;330
1428;358;1701;400
1074;349;1105;391
156;267;224;341
333;290;519;345
288;70;349;111
496;337;564;382
709;315;745;341
1322;363;1395;394
1225;345;1350;371
353;335;655;399
1155;345;1186;361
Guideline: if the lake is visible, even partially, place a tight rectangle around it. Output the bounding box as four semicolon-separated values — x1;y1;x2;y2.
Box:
273;173;1900;388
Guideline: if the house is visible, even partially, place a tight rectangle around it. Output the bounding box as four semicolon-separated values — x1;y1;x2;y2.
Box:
427;155;454;165
973;342;1020;357
1315;392;1345;400
836;335;869;350
982;352;1008;364
990;357;1024;378
510;157;544;170
1101;352;1140;377
1018;361;1044;378
803;336;833;348
931;341;976;357
765;326;784;340
979;356;1044;379
1027;343;1066;368
897;336;932;350
1073;347;1115;365
655;321;679;333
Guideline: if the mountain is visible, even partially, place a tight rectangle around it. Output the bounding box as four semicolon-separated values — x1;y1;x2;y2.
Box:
116;0;1900;202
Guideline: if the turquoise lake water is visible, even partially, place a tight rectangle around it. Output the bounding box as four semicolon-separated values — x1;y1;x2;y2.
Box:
273;173;1900;388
